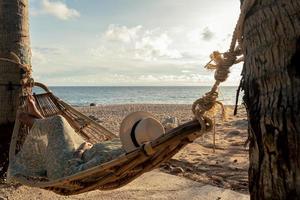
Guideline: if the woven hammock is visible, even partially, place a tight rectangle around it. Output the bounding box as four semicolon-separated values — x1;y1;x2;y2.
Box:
5;0;258;194
9;82;212;195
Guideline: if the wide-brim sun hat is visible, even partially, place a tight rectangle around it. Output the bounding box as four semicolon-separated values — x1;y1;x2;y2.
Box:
120;111;165;153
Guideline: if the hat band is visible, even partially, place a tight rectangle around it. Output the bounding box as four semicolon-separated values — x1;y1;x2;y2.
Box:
131;120;141;148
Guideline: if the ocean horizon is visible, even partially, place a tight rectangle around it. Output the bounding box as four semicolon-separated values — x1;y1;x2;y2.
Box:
34;86;242;106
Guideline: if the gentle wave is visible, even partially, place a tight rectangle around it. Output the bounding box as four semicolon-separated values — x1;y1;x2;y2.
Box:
33;86;242;106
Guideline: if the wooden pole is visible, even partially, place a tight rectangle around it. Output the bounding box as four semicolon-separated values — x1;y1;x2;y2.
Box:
0;0;31;178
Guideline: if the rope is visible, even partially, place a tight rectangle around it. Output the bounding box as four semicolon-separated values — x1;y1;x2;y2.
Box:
192;0;256;129
0;52;33;93
0;52;31;73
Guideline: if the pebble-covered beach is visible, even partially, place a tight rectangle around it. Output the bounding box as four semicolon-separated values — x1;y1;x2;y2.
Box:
1;104;249;199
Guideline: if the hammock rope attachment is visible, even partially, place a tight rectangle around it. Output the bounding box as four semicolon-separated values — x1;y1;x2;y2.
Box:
0;1;257;131
0;0;258;195
192;0;256;126
0;51;33;95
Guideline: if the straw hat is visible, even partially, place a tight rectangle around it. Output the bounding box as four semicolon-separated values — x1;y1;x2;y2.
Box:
120;111;165;152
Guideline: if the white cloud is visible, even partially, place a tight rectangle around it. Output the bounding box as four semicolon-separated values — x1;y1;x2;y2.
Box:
41;0;80;20
97;25;182;61
187;29;201;43
104;24;142;43
90;46;106;58
31;48;48;70
137;73;214;84
29;0;243;86
138;75;158;82
135;32;182;60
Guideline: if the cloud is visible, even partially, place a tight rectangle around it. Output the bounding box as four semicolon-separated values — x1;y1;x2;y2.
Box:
32;46;66;66
32;48;47;66
187;29;201;43
33;47;65;55
104;24;142;43
135;32;182;60
201;27;214;41
188;27;214;42
137;73;214;83
96;25;182;61
41;0;80;20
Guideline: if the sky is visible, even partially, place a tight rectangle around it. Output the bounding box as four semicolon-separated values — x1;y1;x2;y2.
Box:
29;0;243;86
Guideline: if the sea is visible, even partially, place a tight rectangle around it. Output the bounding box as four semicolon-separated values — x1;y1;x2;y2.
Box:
34;86;242;106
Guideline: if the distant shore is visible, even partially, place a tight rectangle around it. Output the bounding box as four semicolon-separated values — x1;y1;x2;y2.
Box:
43;86;241;106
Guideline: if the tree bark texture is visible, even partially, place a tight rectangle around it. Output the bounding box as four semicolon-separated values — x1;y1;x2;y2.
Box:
241;0;300;199
0;0;31;178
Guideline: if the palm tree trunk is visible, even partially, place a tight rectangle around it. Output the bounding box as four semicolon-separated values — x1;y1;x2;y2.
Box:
0;0;31;178
241;0;300;199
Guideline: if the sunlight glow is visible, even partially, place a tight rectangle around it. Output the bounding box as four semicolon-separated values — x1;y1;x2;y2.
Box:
30;0;242;86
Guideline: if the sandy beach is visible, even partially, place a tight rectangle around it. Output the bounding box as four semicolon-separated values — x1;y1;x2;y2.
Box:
0;104;249;199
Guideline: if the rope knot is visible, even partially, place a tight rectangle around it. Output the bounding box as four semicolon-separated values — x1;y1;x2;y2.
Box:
192;91;218;117
205;51;222;70
0;52;33;95
194;45;242;129
214;51;237;82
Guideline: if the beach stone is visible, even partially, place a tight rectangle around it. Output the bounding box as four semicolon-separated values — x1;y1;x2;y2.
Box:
227;130;241;136
232;119;248;127
163;116;179;124
169;166;184;174
89;103;97;106
162;116;179;132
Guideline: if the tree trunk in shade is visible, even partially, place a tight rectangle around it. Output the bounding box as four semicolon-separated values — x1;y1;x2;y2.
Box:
0;0;31;178
241;0;300;199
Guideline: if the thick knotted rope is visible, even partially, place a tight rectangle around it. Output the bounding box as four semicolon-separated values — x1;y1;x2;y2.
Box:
0;52;33;91
0;52;31;74
192;0;256;129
